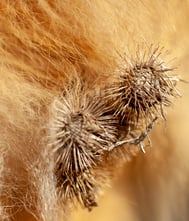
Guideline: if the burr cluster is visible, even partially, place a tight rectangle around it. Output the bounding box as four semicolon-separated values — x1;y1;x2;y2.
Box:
49;46;179;210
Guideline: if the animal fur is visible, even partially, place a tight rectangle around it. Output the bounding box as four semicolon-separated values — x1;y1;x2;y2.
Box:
0;0;189;221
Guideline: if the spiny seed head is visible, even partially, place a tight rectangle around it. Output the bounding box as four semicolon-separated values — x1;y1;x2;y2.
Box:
105;46;179;125
48;45;180;211
49;83;118;210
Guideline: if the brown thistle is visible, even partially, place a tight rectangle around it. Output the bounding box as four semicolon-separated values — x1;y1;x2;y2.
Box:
49;82;118;210
48;46;180;211
105;46;179;125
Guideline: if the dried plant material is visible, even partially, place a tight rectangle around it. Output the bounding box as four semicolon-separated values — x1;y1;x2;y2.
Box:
105;45;179;125
48;76;160;212
109;117;158;153
48;46;180;211
49;81;118;211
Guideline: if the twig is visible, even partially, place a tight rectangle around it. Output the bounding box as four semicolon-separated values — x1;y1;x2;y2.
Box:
108;117;158;152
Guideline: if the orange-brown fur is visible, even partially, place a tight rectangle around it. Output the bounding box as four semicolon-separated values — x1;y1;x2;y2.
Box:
0;1;189;221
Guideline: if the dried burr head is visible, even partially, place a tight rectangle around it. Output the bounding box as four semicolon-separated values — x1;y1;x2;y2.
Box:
48;45;180;211
49;82;118;210
105;46;179;125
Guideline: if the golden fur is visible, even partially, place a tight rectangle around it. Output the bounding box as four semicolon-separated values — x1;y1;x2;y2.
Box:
0;0;189;221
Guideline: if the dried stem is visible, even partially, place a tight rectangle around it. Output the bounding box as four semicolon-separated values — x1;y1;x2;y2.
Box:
108;117;158;153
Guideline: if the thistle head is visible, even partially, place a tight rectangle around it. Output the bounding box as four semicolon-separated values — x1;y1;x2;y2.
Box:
48;45;180;211
105;46;179;125
49;81;118;210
